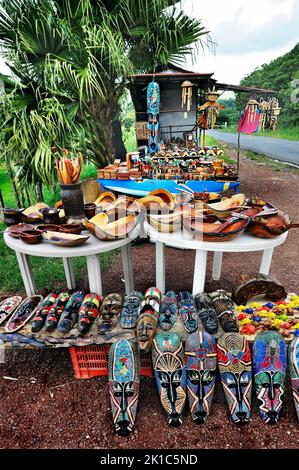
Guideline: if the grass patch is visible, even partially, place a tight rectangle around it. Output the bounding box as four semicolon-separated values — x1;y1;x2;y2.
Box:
244;150;299;172
204;134;236;164
218;125;299;141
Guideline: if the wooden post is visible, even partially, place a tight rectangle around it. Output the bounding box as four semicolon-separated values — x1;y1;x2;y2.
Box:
237;131;241;175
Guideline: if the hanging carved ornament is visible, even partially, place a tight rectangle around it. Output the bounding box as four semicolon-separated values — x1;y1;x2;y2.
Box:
181;80;194;113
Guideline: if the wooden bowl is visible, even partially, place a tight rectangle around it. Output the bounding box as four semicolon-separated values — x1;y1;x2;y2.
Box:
85;215;138;241
19;229;43;244
36;224;60;232
7;223;35;238
59;223;83;235
147;213;182;233
184;218;249;242
3;208;23;226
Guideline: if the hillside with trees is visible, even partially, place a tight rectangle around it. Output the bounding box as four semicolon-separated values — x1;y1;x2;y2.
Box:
239;42;299;128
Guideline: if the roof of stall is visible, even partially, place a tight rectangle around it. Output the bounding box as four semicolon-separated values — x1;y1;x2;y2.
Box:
128;65;277;95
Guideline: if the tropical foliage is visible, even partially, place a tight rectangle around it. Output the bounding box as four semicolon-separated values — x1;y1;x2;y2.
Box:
0;0;210;204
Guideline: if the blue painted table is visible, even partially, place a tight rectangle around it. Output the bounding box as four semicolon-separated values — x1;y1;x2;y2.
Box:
98;179;240;197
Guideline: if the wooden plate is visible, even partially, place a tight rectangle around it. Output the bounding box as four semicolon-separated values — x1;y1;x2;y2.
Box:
42;231;90;247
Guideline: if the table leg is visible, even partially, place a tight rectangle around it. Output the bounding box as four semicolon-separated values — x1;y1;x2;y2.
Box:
259;248;274;275
156;241;165;294
86;254;102;296
192;250;207;296
62;257;76;290
212;252;223;281
121;244;134;294
15;252;36;296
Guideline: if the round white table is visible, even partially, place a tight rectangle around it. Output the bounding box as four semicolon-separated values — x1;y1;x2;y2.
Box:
144;222;288;295
4;228;139;296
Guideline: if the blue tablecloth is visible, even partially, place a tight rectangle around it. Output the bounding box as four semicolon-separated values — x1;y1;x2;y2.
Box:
98;179;240;197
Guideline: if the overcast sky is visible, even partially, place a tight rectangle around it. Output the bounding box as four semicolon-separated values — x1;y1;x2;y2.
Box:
182;0;299;84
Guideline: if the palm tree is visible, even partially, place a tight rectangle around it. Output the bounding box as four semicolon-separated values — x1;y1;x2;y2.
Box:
0;0;210;197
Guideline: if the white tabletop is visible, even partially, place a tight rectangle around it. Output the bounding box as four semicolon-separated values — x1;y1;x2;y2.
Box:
4;226;140;258
144;222;288;252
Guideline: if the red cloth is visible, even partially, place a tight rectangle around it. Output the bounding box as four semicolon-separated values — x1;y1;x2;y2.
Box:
238;108;260;134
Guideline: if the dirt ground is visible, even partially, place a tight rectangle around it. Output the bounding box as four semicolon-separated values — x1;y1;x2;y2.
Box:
0;149;298;449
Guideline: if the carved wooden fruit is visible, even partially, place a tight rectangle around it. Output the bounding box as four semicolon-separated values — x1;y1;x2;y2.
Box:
232;273;287;305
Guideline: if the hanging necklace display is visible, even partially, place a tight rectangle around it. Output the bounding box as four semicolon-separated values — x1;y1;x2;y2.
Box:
147;80;160;155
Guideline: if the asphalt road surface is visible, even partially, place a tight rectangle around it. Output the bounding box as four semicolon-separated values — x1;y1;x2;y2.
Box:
209;130;299;166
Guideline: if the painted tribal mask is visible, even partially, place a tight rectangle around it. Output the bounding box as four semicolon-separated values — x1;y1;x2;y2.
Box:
98;293;123;334
152;332;186;426
289;337;299;420
178;291;198;333
0;296;22;327
136;289;161;353
120;291;143;329
159;291;178;331
209;290;238;333
217;333;252;424
253;331;287;424
108;339;140;436
185;331;217;423
77;293;101;334
31;293;57;333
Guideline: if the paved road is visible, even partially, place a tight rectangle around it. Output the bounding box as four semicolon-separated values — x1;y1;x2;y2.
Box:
209;130;299;166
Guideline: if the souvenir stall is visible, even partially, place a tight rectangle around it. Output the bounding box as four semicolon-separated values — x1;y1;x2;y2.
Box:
98;67;279;196
1;159;299;436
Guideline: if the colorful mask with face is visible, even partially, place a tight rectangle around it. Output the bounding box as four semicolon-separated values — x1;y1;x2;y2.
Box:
120;291;143;329
209;290;238;333
145;287;162;302
0;296;22;326
185;331;217;423
253;331;286;424
108;339;140;436
45;292;70;332
217;333;252;424
31;293;58;332
57;291;84;334
289;337;299;420
178;291;198;333
152;332;186;426
159;291;178;331
137;311;158;353
78;293;101;334
98;293;122;334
